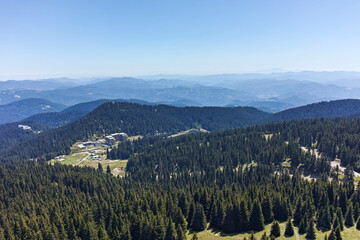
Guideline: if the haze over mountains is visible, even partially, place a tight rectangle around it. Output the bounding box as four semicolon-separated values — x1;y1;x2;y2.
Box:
0;71;360;116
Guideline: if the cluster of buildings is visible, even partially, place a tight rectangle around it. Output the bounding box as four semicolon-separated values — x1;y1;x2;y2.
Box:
105;133;128;146
76;132;129;150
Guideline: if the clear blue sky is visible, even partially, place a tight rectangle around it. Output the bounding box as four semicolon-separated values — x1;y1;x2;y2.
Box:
1;0;360;80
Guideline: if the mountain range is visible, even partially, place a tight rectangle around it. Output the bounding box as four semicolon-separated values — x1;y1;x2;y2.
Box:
1;71;360;114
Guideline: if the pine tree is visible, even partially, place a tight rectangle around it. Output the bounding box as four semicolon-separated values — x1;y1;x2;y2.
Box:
176;224;186;240
328;230;336;240
238;201;250;232
98;226;110;240
293;199;303;225
270;221;280;238
250;200;264;232
354;203;360;222
106;165;111;174
98;163;103;172
191;204;207;231
334;227;342;240
336;208;344;231
344;204;354;227
154;217;166;240
223;205;236;233
305;220;316;240
298;218;307;234
261;196;274;224
284;218;294;237
165;219;177;240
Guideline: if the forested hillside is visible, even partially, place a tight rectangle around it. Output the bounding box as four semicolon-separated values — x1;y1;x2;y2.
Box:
0;98;67;124
267;99;360;122
24;111;87;128
0;121;48;151
0;102;268;161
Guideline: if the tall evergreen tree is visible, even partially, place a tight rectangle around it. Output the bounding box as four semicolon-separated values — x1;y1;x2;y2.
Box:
191;204;207;231
270;221;280;238
261;196;274;224
98;163;103;172
334;227;342;240
344;204;354;227
284;218;294;237
298;218;307;234
106;165;111;174
305;220;316;240
165;219;177;240
250;200;264;232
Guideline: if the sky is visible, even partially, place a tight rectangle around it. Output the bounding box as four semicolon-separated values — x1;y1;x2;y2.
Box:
1;0;360;80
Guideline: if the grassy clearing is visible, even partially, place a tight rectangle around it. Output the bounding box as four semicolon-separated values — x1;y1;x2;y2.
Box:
60;153;87;165
77;159;128;177
188;222;360;240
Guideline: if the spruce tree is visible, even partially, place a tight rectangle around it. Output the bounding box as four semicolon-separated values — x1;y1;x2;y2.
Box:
98;163;103;172
262;196;274;224
328;230;336;240
223;205;235;233
270;221;280;238
250;200;264;232
176;224;186;240
305;220;316;240
238;201;250;232
165;219;177;240
336;208;344;231
334;227;342;240
298;218;307;234
344;204;354;227
284;218;294;237
154;217;166;240
106;165;111;174
191;204;207;231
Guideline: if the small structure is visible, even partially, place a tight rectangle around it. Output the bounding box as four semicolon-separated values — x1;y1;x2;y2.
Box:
18;125;32;130
94;141;101;146
77;144;86;149
54;155;66;161
83;141;93;146
91;155;102;161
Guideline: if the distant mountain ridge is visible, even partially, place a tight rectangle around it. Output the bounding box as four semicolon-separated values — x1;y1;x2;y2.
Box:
0;98;67;124
1;75;359;112
265;99;360;123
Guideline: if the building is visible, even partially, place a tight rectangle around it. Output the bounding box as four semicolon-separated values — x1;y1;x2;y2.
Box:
77;144;86;149
105;136;116;145
83;141;93;146
111;133;129;141
18;125;32;130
